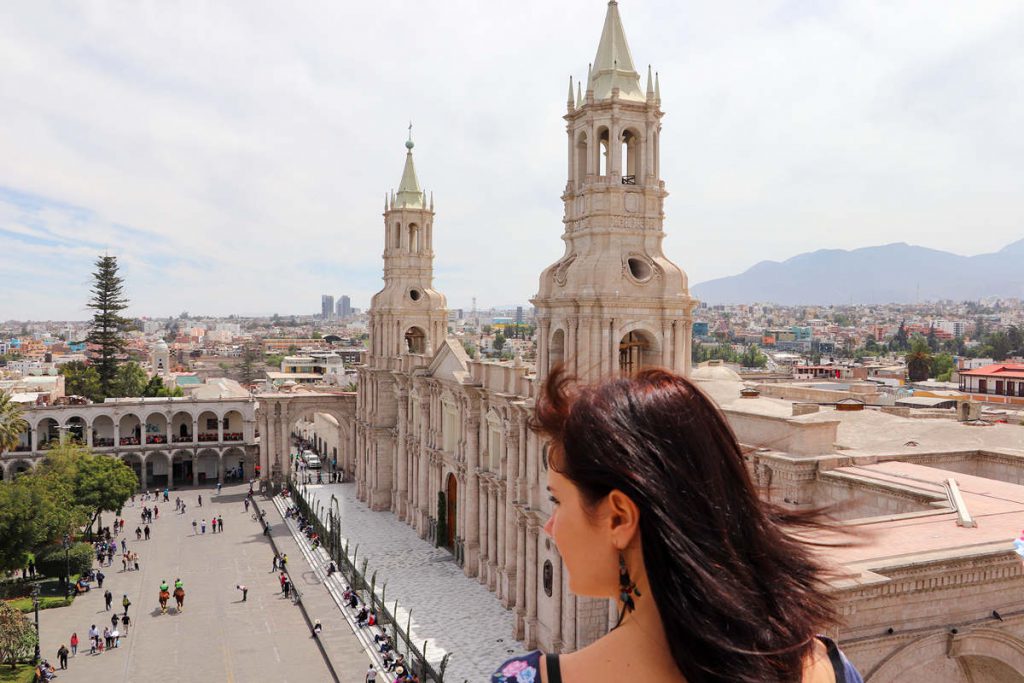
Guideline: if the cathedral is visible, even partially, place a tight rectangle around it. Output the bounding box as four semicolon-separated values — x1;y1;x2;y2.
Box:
353;0;696;650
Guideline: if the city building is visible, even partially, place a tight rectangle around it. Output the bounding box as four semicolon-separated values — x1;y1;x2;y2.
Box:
321;294;335;320
337;295;351;319
958;363;1024;405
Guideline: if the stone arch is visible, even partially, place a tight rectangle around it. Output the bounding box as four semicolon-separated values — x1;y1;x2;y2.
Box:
9;459;35;478
444;471;458;550
575;129;589;187
143;411;169;446
409;222;420;254
549;327;566;372
620;126;643;179
196;410;219;442
118;413;143;447
92;415;115;448
196;448;220;486
617;325;661;375
170;410;194;443
62;414;89;445
596;125;610;176
170;449;193;487
36;417;60;450
120;452;146;487
222;410;244;441
222;446;248;482
485;409;503;473
866;629;1024;682
404;326;427;354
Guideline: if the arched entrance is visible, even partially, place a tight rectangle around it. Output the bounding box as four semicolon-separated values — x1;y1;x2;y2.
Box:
445;473;457;550
618;329;659;375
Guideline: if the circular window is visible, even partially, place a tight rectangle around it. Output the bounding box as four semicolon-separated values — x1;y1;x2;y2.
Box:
409;289;422;301
627;257;652;282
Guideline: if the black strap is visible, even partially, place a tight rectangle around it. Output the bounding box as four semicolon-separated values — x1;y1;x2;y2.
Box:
545;653;563;683
818;636;847;683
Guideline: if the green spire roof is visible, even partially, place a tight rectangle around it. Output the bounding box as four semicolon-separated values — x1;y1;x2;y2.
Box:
394;124;424;209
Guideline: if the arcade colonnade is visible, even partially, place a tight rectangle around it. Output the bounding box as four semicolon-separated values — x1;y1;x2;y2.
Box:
255;394;356;485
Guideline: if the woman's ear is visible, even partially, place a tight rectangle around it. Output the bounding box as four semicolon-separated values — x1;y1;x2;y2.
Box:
605;490;640;549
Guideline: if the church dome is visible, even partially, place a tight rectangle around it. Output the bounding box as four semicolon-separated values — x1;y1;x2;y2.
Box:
691;360;742;382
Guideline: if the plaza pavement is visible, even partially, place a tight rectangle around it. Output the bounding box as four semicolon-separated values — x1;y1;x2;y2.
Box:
300;480;524;683
36;483;336;682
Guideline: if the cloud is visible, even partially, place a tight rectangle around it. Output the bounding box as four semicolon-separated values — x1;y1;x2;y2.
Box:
0;1;1021;320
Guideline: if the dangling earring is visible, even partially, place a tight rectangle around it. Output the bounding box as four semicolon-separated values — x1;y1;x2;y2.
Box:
615;552;641;627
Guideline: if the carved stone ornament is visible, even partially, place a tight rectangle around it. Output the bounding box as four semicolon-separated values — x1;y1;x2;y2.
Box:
552;253;577;287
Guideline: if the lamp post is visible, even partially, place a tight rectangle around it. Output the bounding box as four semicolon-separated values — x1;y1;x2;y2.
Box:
31;583;40;664
62;534;72;599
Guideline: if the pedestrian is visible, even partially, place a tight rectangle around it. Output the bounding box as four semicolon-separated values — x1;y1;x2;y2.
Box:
57;644;68;669
122;594;131;616
365;664;377;682
283;579;290;599
135;527;142;540
144;525;150;540
110;613;118;632
96;569;105;588
121;613;130;635
198;494;202;507
237;584;247;602
244;498;250;513
192;519;197;535
133;554;140;572
103;626;112;650
122;555;128;572
69;633;78;657
216;482;222;495
201;519;206;534
154;505;159;519
211;517;216;534
175;496;181;511
271;553;278;572
104;590;112;611
27;559;35;578
282;553;288;569
88;626;98;655
312;619;322;636
218;515;223;532
121;539;127;554
181;503;187;515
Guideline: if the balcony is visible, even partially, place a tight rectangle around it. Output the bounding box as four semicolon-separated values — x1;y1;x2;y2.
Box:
93;438;114;448
172;434;194;443
198;433;219;442
223;433;243;442
119;437;140;446
145;435;168;445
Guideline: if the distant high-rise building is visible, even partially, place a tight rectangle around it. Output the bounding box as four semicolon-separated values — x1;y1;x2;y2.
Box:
337;295;352;319
515;306;523;325
321;294;335;320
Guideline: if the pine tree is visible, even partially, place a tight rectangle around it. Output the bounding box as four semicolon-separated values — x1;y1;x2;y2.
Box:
85;255;131;398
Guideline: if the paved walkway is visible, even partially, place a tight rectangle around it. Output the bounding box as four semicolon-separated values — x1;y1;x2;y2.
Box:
37;484;333;682
302;481;523;683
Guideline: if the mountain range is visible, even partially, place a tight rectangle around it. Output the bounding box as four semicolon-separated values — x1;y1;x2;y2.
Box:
690;239;1024;305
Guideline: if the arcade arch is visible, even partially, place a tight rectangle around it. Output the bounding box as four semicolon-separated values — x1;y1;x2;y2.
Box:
618;328;659;375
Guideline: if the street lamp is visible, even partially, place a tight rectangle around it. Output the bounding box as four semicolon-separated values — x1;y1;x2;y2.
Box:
62;534;72;599
31;583;40;664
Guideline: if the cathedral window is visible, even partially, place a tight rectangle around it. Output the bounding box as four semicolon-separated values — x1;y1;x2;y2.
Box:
549;328;565;373
597;127;610;177
621;128;641;183
404;326;426;353
575;131;589;188
409;223;420;253
441;393;458;453
486;410;503;473
618;330;657;375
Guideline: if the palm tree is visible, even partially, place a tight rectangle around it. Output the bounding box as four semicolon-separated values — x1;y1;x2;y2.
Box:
905;337;933;383
0;390;28;455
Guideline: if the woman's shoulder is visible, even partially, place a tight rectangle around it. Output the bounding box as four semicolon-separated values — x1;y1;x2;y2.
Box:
816;636;864;683
491;649;543;683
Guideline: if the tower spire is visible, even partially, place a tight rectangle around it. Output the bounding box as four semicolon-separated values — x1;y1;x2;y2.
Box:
646;64;654;99
394;123;423;208
590;0;643;101
566;75;574;111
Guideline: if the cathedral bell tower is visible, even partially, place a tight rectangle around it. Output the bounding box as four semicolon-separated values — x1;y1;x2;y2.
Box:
533;0;697;382
367;130;449;366
358;130;448;512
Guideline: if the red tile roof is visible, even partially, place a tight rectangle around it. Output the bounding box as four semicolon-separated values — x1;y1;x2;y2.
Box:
960;364;1024;379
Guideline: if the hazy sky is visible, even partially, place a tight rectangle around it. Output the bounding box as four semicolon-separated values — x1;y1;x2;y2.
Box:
1;1;1022;321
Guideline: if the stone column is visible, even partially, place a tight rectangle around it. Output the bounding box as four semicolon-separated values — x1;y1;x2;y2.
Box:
217;452;225;485
396;387;409;520
514;516;527;639
496;485;506;597
217;414;224;443
191;418;198;444
465;414;481;577
488;484;498;591
191;454;199;487
551;552;563;651
113;420;120;449
525;519;539;649
478;479;490;582
85;418;93;448
138;453;148;488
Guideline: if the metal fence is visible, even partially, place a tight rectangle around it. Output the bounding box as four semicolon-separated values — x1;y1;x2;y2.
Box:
288;479;451;683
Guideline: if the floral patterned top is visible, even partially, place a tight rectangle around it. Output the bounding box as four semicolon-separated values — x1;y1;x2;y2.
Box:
491;649;541;683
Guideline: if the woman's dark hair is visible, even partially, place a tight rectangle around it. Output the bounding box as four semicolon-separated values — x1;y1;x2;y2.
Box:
533;366;838;683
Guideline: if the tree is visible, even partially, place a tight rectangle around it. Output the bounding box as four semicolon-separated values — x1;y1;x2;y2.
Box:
482;325;492;336
926;326;939;352
0;391;27;456
74;453;138;533
493;333;506;352
142;376;183;398
238;346;261;385
931;353;955;382
891;321;909;352
59;361;103;402
0;471;79;573
85;255;131;398
906;337;932;382
0;602;37;669
111;361;147;398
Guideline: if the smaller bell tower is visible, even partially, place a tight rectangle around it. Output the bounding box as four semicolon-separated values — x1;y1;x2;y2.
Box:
367;128;449;367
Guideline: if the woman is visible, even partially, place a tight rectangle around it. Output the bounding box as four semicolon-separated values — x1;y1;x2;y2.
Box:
492;368;862;683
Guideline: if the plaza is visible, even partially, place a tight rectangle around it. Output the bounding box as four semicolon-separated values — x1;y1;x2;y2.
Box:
36;484;338;682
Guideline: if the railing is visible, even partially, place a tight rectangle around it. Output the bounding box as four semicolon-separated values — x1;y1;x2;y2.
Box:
172;434;193;443
621;174;636;185
289;480;449;683
119;437;140;446
93;438;114;447
197;433;218;442
145;435;167;445
224;433;243;442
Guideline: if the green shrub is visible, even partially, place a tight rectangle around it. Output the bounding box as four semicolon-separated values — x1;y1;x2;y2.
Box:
33;543;93;581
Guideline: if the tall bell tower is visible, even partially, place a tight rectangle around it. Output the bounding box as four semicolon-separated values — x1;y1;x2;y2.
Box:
358;129;448;511
533;0;696;382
